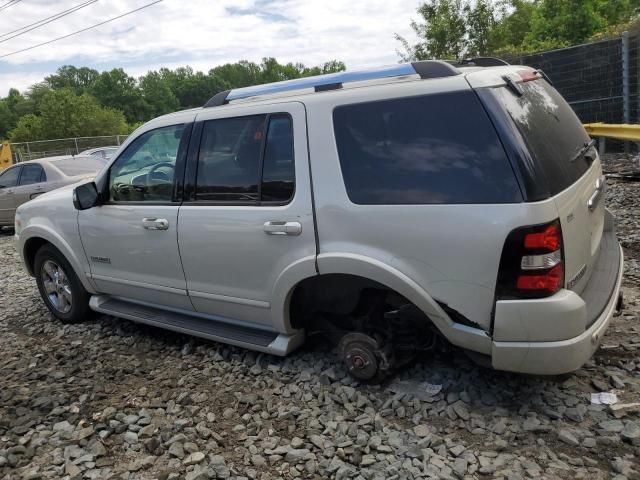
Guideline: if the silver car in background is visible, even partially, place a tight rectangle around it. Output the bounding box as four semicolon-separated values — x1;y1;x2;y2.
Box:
79;146;119;160
0;155;106;226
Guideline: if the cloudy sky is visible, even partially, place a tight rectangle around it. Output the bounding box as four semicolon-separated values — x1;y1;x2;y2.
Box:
0;0;421;96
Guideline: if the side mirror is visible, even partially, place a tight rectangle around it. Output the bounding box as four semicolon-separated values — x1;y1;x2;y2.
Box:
73;182;99;210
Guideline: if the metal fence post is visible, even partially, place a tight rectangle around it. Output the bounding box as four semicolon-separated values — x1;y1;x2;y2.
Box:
74;137;79;154
622;31;630;152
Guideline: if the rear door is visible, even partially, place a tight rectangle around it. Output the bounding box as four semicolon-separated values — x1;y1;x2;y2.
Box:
0;165;21;224
485;75;603;293
13;163;46;208
178;102;316;327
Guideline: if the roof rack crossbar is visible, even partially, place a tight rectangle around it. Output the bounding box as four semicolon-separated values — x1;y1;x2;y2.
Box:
203;60;462;108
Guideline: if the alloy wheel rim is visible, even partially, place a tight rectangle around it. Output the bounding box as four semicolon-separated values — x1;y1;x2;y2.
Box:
41;260;73;314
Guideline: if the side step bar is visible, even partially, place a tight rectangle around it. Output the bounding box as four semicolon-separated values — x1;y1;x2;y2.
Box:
89;295;304;356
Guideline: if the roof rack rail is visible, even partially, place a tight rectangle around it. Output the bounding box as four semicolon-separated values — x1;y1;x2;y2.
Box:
457;57;510;67
203;60;461;108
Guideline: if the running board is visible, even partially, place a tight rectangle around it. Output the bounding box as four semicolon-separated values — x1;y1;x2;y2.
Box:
89;295;303;356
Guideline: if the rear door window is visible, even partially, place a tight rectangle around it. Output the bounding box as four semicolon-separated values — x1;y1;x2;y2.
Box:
489;79;592;195
332;91;521;205
195;114;295;203
19;164;45;185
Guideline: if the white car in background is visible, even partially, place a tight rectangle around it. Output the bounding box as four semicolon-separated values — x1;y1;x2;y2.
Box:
0;155;106;226
79;146;119;160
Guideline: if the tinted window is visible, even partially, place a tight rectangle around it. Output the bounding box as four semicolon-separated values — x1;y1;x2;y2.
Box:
196;115;266;202
490;79;591;195
53;157;105;176
109;125;184;202
0;167;20;188
261;115;294;202
333;91;521;205
19;164;45;185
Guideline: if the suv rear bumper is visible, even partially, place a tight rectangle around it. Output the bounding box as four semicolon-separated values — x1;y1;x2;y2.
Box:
490;222;624;375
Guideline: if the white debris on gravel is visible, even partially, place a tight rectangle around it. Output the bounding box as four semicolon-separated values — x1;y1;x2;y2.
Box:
0;155;639;479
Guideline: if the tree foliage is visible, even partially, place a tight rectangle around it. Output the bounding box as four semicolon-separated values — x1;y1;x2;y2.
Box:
9;89;128;142
1;57;345;141
398;0;640;60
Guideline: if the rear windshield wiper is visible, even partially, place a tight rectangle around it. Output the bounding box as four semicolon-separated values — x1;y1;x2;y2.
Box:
570;139;597;163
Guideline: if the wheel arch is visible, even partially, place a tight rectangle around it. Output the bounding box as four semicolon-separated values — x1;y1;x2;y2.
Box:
19;226;96;294
279;252;492;355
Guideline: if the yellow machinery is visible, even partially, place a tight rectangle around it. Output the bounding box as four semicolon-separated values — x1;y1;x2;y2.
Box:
0;142;12;171
583;123;640;142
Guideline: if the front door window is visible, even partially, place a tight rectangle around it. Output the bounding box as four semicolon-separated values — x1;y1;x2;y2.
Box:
109;124;185;202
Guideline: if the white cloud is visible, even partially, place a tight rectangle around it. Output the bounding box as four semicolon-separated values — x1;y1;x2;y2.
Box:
0;0;421;95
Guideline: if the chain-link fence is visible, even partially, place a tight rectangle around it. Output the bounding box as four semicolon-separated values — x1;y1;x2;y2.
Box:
11;135;128;162
505;31;640;152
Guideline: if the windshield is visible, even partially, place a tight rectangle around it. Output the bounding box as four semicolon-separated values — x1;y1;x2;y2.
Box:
489;79;592;195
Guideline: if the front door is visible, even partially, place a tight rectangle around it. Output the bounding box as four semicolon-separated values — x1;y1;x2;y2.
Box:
78;123;193;310
178;102;316;327
0;165;21;225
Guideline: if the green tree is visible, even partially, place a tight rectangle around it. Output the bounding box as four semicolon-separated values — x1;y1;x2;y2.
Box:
396;0;468;60
524;0;606;49
90;68;146;123
465;0;497;55
139;71;180;117
155;67;229;109
488;0;538;53
45;65;99;94
0;100;17;140
10;89;127;141
9;114;44;142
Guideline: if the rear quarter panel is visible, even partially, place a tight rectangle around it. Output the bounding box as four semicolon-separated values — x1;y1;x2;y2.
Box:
305;78;561;332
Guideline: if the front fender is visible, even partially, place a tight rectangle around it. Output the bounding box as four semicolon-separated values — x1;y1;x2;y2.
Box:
19;224;97;294
316;252;491;354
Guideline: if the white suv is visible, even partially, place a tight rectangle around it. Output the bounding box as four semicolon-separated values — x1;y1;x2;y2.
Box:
14;59;624;381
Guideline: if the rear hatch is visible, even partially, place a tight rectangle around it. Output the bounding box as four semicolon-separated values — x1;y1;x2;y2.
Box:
476;70;604;294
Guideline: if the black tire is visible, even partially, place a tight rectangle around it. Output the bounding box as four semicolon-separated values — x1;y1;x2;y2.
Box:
34;243;92;323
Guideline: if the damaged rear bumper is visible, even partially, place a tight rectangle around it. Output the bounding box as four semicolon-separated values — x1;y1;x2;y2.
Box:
490;232;624;375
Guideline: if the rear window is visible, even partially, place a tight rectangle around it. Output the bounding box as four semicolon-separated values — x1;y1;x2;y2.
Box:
332;91;521;205
52;156;105;176
490;79;592;195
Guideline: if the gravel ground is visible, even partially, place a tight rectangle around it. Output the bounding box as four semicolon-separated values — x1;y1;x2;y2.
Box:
1;160;639;480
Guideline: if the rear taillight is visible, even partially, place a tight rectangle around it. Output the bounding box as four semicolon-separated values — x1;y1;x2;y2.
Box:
496;219;564;299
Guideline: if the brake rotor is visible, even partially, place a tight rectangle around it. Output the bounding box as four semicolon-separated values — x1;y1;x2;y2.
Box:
338;332;385;381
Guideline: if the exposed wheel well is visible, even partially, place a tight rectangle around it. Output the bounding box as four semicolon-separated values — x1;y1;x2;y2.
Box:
289;273;444;373
23;237;50;276
289;273;406;330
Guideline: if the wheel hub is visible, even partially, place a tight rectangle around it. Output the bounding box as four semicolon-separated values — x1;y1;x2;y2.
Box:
338;332;386;381
41;260;73;314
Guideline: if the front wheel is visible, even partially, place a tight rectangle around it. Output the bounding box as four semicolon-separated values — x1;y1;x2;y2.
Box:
34;244;91;323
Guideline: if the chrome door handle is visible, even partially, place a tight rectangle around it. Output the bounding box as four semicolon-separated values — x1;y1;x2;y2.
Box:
263;221;302;236
142;217;169;230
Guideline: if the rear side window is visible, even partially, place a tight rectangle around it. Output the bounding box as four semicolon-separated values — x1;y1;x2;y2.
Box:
333;91;521;205
490;79;591;195
195;114;295;203
19;164;45;185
